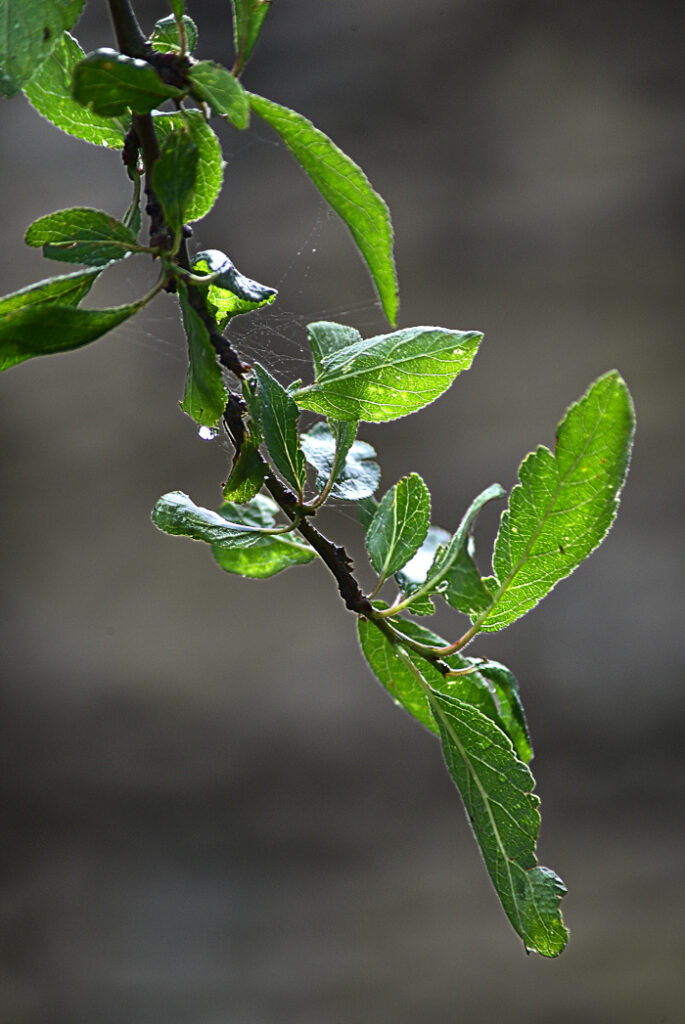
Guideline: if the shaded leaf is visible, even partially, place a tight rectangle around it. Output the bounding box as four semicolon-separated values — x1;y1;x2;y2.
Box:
72;48;184;116
357;495;379;533
440;541;493;617
178;284;227;428
23;31;129;147
188;61;249;129
476;372;635;632
0;0;84;97
149;14;198;54
223;438;267;503
191;249;276;327
473;660;533;764
307;321;361;377
253;363;306;493
300;421;380;501
153;112;223;222
230;0;271;73
25;207;139;266
249;93;398;325
0;267;99;315
211;495;315;578
0;299;142;372
395;524;450;615
366;473;431;582
295;322;482;423
150;131;199;235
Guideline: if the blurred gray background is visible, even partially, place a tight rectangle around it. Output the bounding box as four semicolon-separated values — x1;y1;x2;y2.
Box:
1;1;684;1021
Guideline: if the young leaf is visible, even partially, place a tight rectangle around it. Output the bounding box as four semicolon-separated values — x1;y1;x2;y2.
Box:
25;207;139;266
248;93;398;325
23;32;130;147
299;421;380;501
475;372;635;633
223;438;267;503
307;322;362;377
439;539;493;617
178;285;227;428
188;61;249;129
167;0;185;17
211;496;315;578
150;132;199;236
152;490;279;549
191;250;276;327
358;614;504;737
153;112;223;222
430;688;568;956
149;14;198;54
230;0;272;73
253;363;306;494
72;49;185;116
294;323;482;423
366;474;431;582
0;268;100;316
0;0;84;97
0;300;142;372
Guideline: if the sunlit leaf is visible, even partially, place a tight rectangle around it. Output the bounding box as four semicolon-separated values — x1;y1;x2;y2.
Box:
25;207;139;266
0;0;84;97
72;48;184;116
188;61;249;129
153;112;223;222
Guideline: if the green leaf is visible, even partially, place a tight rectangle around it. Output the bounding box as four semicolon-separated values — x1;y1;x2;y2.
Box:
149;14;198;54
474;660;532;764
357;496;379;533
394;524;450;615
294;322;482;423
439;538;494;618
72;48;184;116
402;484;505;609
431;689;568;956
191;250;276;327
211;496;315;578
223;437;267;503
0;267;99;316
188;61;249;129
152;490;278;549
306;321;361;377
23;31;129;147
167;0;185;17
150;132;198;236
253;363;306;493
178;284;227;428
230;0;271;73
25;207;139;266
0;299;142;372
358;615;504;737
153;111;223;222
366;474;430;582
0;0;84;97
475;372;635;632
299;421;380;501
248;93;398;325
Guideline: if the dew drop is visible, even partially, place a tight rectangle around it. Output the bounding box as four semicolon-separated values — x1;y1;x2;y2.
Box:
198;425;217;441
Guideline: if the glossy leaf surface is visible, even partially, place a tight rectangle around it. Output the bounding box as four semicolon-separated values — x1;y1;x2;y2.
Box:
25;207;138;266
0;300;141;372
222;438;267;503
474;660;532;764
295;323;482;422
153;112;223;221
0;268;99;315
0;0;84;96
249;93;398;325
72;48;184;116
149;14;198;53
178;285;227;428
152;491;277;549
188;61;249;129
150;132;199;235
211;496;315;578
432;689;568;956
299;421;380;501
23;31;129;147
191;250;276;327
366;474;430;581
476;372;635;632
254;364;306;493
307;321;361;377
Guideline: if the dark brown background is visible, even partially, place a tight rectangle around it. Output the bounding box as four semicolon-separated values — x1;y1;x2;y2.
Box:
1;1;684;1021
